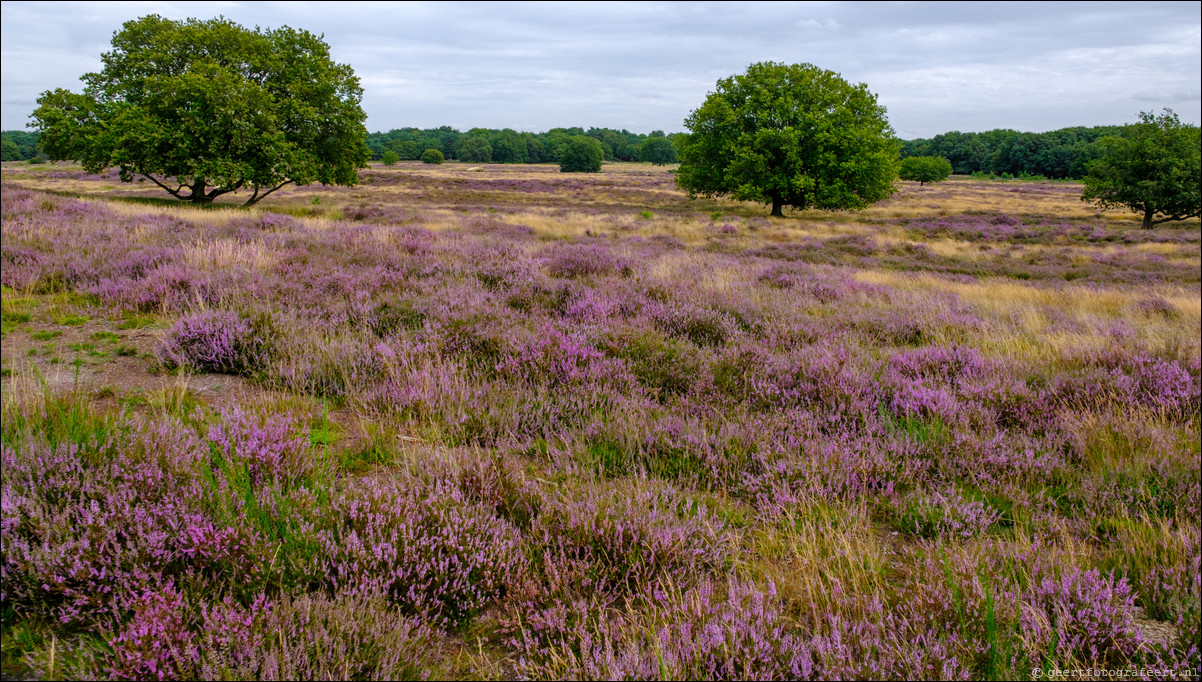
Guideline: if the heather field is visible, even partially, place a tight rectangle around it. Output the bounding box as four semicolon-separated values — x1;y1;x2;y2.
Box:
1;161;1200;680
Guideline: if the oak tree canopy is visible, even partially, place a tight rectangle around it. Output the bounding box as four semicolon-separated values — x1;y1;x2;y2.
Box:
32;15;370;206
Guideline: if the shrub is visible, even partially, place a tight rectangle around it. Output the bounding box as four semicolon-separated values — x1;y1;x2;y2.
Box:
155;310;273;376
559;136;604;173
381;150;400;167
419;148;444;164
599;327;701;400
543;243;628;279
649;300;733;347
900;155;953;186
321;476;527;626
194;592;439;681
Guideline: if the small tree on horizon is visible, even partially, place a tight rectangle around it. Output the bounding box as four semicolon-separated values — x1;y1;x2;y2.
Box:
420;148;444;164
899;156;953;186
1081;109;1200;230
381;150;400;167
559;136;603;173
639;135;677;165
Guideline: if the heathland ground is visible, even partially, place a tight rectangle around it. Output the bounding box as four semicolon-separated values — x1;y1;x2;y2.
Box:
1;161;1199;679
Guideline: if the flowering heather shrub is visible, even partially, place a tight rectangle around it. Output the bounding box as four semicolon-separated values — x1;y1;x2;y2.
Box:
1055;351;1200;419
741;432;924;509
194;592;438;681
757;264;888;304
451;450;542;530
1;423;218;626
1026;567;1144;664
528;482;731;594
892;489;1003;539
156;309;273;375
745;238;825;262
255;211;303;232
1108;354;1200;418
269;332;391;398
542;242;631;279
4;167;1201;678
0;246;43;289
511;578;815;680
953;431;1069;487
92;262;217;313
887;345;991;385
497;325;636;393
715;344;881;417
886;379;962;423
105;582;198;681
1135;296;1179;318
206;408;312;488
470;245;541;292
598;326;703;401
957;372;1055;432
343;203;424;225
322;476;526;626
648;299;735;347
101;588;439;681
823;233;879;258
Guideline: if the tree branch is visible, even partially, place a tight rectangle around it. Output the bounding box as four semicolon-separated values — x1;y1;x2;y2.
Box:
205;180;245;201
243;179;292;207
140;173;190;200
1153;211;1200;225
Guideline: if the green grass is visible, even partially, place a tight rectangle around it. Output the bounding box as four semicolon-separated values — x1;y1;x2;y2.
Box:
54;314;89;326
117;314;158;330
1;290;34;337
0;370;122;457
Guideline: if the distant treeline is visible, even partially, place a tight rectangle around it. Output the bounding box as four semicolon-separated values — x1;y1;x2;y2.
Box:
1;131;42;162
900;125;1134;179
4;124;1139;178
366;127;682;165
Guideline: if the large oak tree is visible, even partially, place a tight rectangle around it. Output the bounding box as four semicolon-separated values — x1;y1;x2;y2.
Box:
1081;109;1201;230
31;15;370;206
676;62;899;217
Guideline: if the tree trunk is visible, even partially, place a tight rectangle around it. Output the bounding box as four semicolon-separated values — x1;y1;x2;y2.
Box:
1141;207;1154;230
190;179;213;204
770;196;784;217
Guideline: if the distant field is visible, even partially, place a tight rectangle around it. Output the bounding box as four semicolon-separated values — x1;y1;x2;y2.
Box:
2;161;1199;680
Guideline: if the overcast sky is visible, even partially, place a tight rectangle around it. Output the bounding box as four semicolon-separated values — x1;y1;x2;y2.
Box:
2;1;1199;138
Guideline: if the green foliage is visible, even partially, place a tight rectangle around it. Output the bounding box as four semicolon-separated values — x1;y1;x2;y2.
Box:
558;136;604;173
1;139;21;162
363;126;684;165
456;135;492;163
419;148;444;164
1081;109;1201;229
30;15;370;207
639;134;677;165
899;155;953;186
381;150;400;167
0;131;39;161
600;328;701;402
676;62;899;217
903;125;1140;179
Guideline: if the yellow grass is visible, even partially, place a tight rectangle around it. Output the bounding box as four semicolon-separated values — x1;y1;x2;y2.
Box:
180;239;280;272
